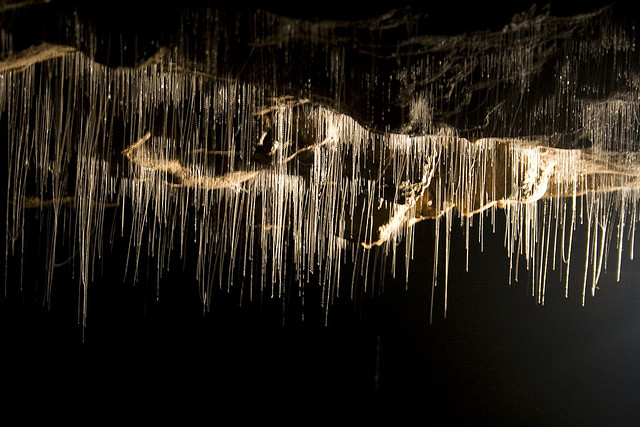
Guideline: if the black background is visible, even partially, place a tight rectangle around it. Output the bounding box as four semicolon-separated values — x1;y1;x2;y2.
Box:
2;1;640;424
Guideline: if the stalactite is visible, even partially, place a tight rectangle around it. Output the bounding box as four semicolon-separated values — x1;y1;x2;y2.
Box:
2;3;640;328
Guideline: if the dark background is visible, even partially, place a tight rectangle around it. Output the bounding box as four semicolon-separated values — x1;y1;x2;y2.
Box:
3;205;640;423
2;1;640;424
